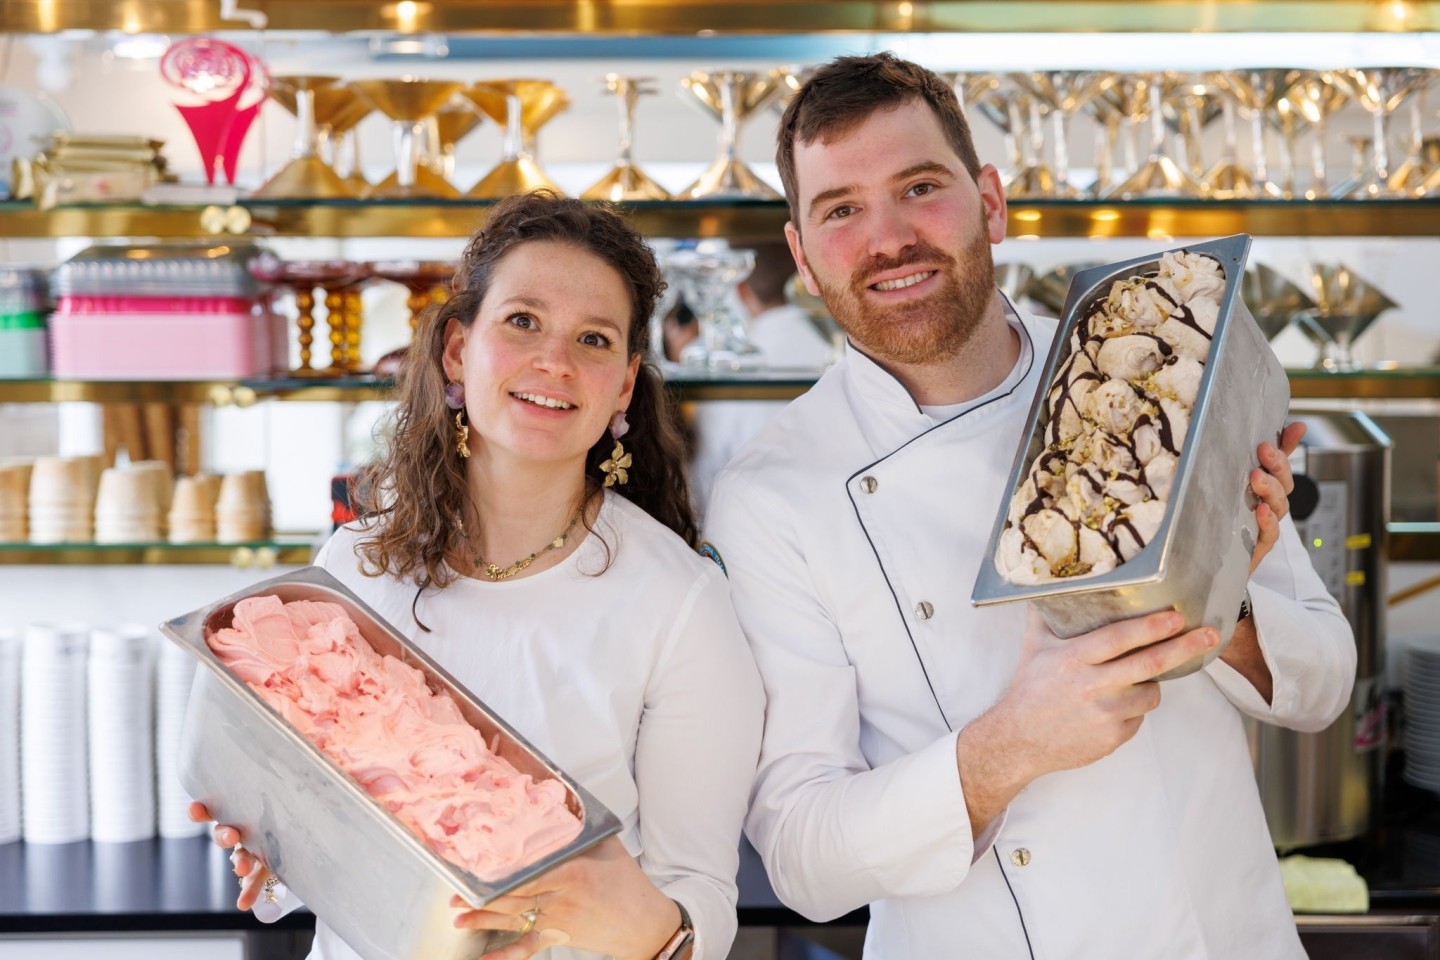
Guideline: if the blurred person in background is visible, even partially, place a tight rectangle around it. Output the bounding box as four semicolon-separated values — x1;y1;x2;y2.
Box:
683;239;832;516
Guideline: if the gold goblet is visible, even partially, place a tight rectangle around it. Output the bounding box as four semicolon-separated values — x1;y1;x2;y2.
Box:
428;96;485;186
351;78;466;199
253;260;370;377
370;260;456;342
583;75;670;201
314;83;373;195
464;80;569;198
678;69;784;200
253;75;354;199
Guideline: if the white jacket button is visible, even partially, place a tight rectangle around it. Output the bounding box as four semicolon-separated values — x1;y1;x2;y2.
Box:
859;476;878;494
1011;848;1032;867
914;601;934;620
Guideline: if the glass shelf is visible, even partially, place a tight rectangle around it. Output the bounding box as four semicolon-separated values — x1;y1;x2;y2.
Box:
3;0;1436;35
5;198;1440;240
0;526;1429;565
0;537;317;566
4;368;1440;404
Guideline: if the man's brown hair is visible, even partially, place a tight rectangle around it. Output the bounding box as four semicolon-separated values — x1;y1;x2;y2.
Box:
776;53;982;227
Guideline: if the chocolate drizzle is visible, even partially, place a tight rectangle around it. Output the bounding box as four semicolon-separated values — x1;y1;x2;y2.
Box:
1001;249;1226;582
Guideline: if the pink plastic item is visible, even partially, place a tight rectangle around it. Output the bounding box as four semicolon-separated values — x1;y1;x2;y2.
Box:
49;300;273;380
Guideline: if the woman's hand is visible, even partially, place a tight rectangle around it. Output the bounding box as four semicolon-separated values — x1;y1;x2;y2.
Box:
453;837;681;960
187;801;276;911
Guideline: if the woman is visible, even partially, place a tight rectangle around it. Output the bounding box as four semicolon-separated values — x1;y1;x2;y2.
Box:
193;192;764;960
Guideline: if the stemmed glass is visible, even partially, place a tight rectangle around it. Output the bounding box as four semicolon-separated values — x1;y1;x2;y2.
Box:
1242;264;1317;342
252;260;370;376
465;80;569;198
1083;81;1126;198
253;75;353;198
1165;77;1222;183
428;95;485;187
1206;69;1301;199
1294;263;1398;372
314;83;373;196
1330;68;1433;198
972;83;1044;197
370;261;456;342
1011;72;1115;198
350;78;465;199
1283;72;1348;200
1107;73;1206;199
1385;83;1434;196
582;75;670;201
1202;79;1255;199
669;246;762;370
773;65;817;117
678;69;785;199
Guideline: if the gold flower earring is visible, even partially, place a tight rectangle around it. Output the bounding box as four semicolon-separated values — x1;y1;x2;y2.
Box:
599;411;632;486
445;380;470;459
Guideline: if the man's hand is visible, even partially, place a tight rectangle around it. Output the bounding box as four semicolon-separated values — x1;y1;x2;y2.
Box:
1219;421;1307;703
956;607;1218;839
1248;422;1306;574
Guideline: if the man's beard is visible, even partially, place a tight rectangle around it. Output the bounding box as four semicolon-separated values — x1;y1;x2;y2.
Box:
812;218;995;367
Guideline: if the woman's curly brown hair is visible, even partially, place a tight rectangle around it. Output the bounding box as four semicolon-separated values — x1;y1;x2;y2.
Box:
353;191;696;598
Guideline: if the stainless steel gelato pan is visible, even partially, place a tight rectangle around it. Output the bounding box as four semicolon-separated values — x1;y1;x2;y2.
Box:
971;234;1289;679
159;565;621;960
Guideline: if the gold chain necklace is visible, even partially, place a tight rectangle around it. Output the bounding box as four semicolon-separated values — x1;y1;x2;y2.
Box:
472;510;583;581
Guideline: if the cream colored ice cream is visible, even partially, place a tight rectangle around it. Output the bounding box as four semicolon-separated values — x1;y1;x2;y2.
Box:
207;595;583;881
999;251;1225;584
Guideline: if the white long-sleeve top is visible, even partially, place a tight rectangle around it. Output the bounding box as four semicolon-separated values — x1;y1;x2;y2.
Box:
263;490;763;960
704;301;1356;960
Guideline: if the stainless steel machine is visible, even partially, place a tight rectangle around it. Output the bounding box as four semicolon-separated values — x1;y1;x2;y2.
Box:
1250;409;1391;850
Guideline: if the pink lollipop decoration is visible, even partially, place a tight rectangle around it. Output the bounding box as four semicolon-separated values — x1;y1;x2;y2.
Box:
161;38;269;186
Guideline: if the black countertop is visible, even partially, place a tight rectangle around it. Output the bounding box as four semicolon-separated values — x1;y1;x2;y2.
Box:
1;779;1434;935
0;833;845;934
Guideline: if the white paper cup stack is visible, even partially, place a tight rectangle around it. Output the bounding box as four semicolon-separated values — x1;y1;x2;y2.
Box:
94;467;163;544
169;474;218;543
155;638;204;838
28;457;95;543
129;460;174;535
216;470;271;543
0;464;28;541
1403;636;1440;796
88;625;156;842
21;622;90;843
0;628;21;843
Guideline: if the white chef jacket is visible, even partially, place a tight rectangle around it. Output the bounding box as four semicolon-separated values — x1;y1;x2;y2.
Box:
259;490;764;960
704;297;1356;960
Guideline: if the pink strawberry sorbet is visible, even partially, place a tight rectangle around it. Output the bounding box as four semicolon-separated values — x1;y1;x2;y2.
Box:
207;594;583;881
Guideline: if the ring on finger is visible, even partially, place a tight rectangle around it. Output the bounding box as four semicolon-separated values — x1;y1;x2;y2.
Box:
518;908;540;936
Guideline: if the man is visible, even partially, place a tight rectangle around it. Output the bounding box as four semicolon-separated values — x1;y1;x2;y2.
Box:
687;239;832;514
705;54;1354;959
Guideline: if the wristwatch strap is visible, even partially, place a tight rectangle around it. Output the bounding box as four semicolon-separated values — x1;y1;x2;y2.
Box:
654;899;695;960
